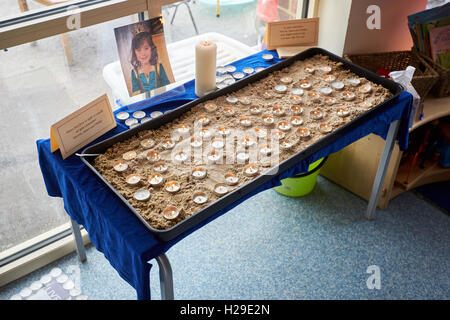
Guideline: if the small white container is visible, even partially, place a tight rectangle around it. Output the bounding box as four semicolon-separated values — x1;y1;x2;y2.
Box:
262;53;273;61
274;84;287;94
192;167;207;180
193;191;208;204
226;96;239;104
132;110;146;120
134;189;151;201
150;111;163;118
116;111;130;122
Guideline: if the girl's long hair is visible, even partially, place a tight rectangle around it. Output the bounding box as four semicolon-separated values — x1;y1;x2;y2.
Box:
130;31;158;70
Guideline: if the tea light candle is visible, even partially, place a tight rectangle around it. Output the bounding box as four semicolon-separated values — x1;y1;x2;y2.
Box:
126;174;141;186
225;65;236;73
263;90;273;99
195;40;217;97
217;125;231;136
243;67;254;75
192;167;207;180
300;80;311;90
342;91;356;101
255;67;265;73
337;107;350;117
116;111;129;122
319;87;333;96
319;123;333;134
207;150;221;163
122;151;137;161
274;84;287;94
239;97;252;105
305;65;315;73
272;105;285;117
162;205;180;220
331;81;344;90
134;189;150;201
190;136;203;148
325;97;337;105
359;83;372;94
320;66;332;73
310;109;324;120
211;138;224;149
223;106;235;116
125;118;138;127
290;105;303;115
236;152;249;163
291;88;304;96
254;127;267;138
232;72;245;80
280;76;293;84
323;74;336;82
162;138;175;150
132;111;146;120
308;91;320;101
150;111;163;118
262;114;274;125
174;151;188;163
154;161;168;173
250;105;262;115
226;96;239;104
214;183;229;196
243;164;259;177
140;138;155;149
165;180;180;193
259;144;272;157
240;136;256;148
262;53;273;61
146;150;160;163
278;121;291;131
224;173;239;186
290;116;304;126
193;191;208;204
216;75;226;84
280;138;296;150
347;78;361;87
113;160;128;172
177;124;190;135
216;66;227;75
223;78;236;86
289;95;302;104
200;128;213;139
273;129;286;140
197;114;210;126
359;101;373;108
204;102;217;112
296;127;311;139
240;117;252;127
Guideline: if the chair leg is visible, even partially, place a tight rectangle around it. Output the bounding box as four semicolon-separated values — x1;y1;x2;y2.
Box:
18;0;29;12
183;2;199;34
170;5;179;25
60;33;74;66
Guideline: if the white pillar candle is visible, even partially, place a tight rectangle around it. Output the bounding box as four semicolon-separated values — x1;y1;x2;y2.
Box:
195;40;217;97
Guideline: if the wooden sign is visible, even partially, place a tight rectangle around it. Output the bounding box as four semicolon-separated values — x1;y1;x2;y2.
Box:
265;18;319;50
50;94;116;159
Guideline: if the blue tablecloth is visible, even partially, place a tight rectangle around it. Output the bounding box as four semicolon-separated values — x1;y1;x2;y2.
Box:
36;50;413;300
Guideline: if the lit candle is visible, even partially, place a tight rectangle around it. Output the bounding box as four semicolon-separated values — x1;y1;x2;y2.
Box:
122;151;137;161
289;95;302;104
126;173;141;186
140;138;155;149
359;83;372;94
214;183;229;196
243;164;259;177
262;114;274;126
192;167;207;180
207;149;221;163
164;180;180;193
325;97;337;105
250;105;262;115
204;102;217;112
310;109;323;120
239;96;252;105
342;91;355;101
190;136;203;148
290;116;304;126
240;117;252;127
263;90;273;99
272;105;285;117
259;144;272;157
154;161;168;173
193;191;208;204
225;173;239;186
223;106;235;116
134;189;150;202
280;138;295;150
162;138;175;150
337;107;350;117
236;152;249;163
305;65;315;73
162;205;180;220
146;150;160;163
197;114;210;125
195;40;217;97
319;123;333;134
290;105;303;115
278;121;291;131
177;124;190;135
280;76;293;84
113;160;128;172
296;127;311;139
323;74;336;83
217;125;231;136
240;136;256;148
300;80;311;90
200;128;213;139
254;127;267;138
212;138;224;149
174;151;188;163
272;129;286;140
308;91;320;101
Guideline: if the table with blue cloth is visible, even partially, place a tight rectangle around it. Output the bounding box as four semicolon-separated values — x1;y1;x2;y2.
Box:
36;50;413;300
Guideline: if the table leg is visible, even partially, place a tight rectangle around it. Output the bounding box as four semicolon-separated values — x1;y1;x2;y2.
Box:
155;254;174;300
70;219;87;262
365;120;401;220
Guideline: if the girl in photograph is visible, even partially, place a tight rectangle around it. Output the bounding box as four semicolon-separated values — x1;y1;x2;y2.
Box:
130;31;170;93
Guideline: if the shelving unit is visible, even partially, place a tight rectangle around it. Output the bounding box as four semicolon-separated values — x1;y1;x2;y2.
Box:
320;95;450;209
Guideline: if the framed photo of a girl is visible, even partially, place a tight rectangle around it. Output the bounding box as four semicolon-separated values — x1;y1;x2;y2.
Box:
114;17;175;97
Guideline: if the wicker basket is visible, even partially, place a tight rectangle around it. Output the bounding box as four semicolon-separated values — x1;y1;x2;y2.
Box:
344;50;439;100
416;50;450;97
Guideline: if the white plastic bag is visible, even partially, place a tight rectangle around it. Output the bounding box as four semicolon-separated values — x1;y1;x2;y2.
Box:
389;66;421;128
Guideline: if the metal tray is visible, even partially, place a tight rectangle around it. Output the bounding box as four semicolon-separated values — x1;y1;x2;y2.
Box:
81;47;403;242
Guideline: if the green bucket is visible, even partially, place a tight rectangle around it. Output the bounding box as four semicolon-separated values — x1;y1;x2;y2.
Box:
274;157;327;197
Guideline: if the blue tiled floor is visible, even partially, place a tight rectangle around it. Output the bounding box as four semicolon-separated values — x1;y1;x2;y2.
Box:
1;176;449;300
